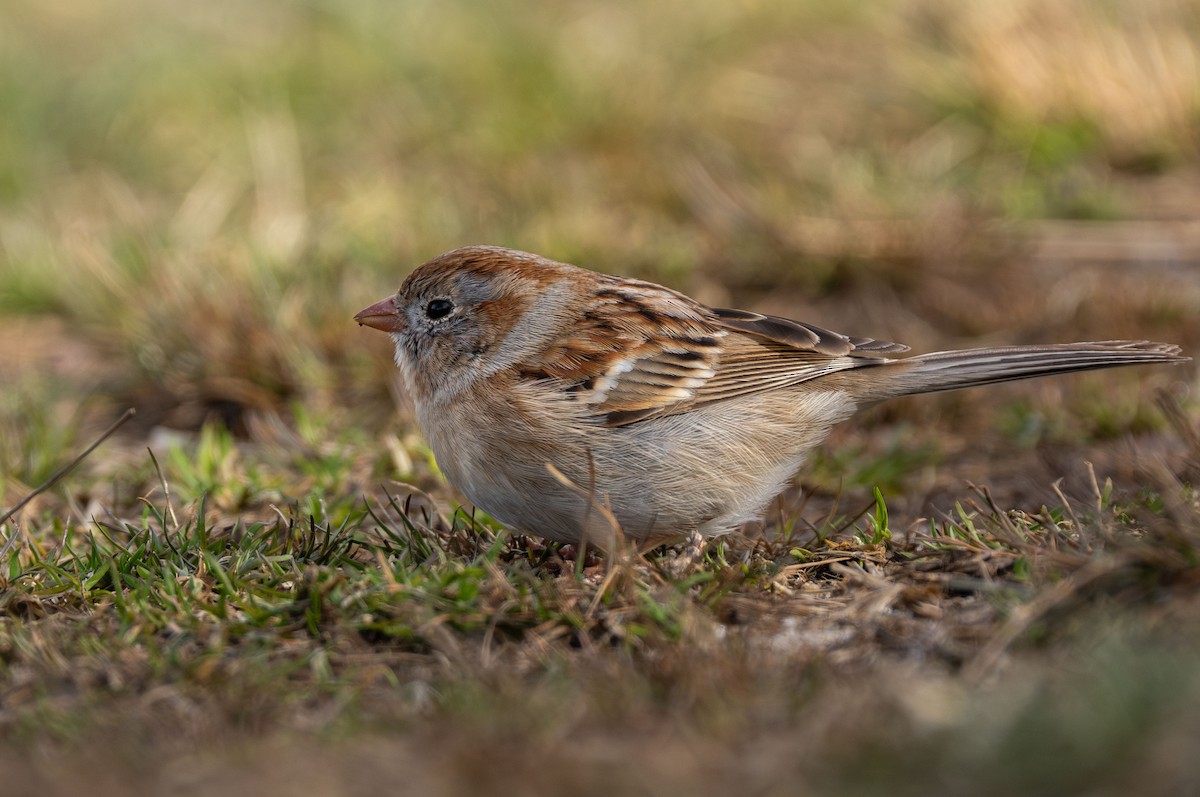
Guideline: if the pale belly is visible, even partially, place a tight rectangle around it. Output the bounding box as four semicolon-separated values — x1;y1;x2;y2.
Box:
417;385;856;546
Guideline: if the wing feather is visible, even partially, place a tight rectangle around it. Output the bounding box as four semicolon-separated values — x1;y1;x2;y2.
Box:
532;283;908;427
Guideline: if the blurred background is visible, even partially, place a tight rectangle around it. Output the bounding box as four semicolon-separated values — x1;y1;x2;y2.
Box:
1;0;1198;516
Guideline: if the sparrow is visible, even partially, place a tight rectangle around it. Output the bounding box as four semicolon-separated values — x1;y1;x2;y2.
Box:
356;246;1188;547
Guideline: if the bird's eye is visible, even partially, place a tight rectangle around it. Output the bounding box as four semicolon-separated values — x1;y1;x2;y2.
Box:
425;298;454;319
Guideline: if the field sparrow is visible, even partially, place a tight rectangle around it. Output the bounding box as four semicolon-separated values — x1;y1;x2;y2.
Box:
357;246;1187;548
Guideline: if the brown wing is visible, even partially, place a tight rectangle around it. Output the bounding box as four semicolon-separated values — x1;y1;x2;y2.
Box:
710;307;910;357
516;279;725;425
521;281;909;427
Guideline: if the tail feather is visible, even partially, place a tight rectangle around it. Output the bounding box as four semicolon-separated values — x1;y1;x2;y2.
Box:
872;340;1187;400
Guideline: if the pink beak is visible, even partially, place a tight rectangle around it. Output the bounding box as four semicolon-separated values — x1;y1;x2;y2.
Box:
355;297;407;333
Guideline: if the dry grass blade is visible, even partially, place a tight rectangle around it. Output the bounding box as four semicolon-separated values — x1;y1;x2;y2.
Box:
0;408;135;533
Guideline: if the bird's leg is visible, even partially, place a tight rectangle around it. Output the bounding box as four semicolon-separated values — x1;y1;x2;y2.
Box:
662;529;707;578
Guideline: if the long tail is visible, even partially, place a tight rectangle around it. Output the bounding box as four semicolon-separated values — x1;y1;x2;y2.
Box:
864;340;1187;400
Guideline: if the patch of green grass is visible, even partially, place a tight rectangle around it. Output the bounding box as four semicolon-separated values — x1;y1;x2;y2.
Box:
4;445;707;663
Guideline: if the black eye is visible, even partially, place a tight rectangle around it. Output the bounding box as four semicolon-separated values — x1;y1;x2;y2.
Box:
425;298;454;319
